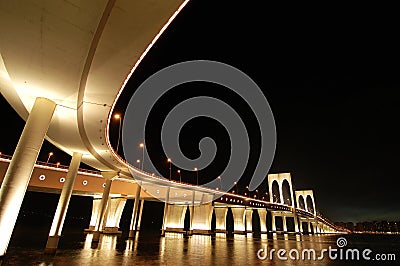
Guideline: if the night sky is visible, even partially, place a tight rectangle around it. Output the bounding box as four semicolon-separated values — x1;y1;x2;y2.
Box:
1;1;399;223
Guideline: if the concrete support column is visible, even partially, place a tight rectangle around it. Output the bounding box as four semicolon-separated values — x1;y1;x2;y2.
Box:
190;203;213;234
0;97;56;257
307;221;312;234
163;205;186;232
128;184;141;238
87;198;102;231
93;172;117;242
245;209;253;233
293;215;300;233
103;197;126;233
271;213;276;232
258;209;267;233
136;200;144;231
188;191;195;235
45;152;82;254
282;215;287;232
299;220;304;233
161;187;170;236
231;207;246;234
214;207;228;233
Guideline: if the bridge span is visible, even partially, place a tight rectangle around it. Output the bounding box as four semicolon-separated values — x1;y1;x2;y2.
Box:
1;154;343;255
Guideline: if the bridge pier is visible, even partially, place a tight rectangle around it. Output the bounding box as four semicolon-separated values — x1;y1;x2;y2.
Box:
271;211;299;233
92;172;118;242
231;207;246;234
189;203;213;234
103;197;126;233
0;97;56;257
45;152;82;254
161;187;170;236
214;207;228;233
258;209;268;233
245;209;253;233
136;200;144;231
128;184;141;238
162;204;187;233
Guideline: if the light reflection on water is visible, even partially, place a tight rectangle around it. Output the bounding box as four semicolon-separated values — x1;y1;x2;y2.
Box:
1;230;400;265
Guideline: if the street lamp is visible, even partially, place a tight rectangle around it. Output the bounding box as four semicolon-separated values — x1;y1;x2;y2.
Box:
177;170;182;183
218;176;222;190
46;152;53;165
139;142;144;170
194;167;198;185
56;162;60;168
167;158;172;180
136;159;141;168
114;114;122;153
234;181;238;194
246;186;250;197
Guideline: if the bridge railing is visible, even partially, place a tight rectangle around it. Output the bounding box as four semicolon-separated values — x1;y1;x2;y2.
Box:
0;153;101;176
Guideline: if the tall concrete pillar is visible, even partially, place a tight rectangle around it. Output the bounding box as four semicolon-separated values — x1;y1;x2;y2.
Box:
45;152;82;254
258;209;267;233
231;207;246;234
103;197;126;233
282;215;287;232
0;97;56;257
271;213;276;231
163;205;186;232
293;215;300;233
190;203;213;234
161;187;170;236
245;209;253;233
307;221;312;234
128;184;141;238
136;200;144;231
299;220;304;233
214;207;228;233
93;172;117;242
188;191;195;235
87;198;102;231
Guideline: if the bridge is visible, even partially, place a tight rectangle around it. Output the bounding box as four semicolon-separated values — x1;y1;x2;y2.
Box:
1;153;342;253
0;0;343;256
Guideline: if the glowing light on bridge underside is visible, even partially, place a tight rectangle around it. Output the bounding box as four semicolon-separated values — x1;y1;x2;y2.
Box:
82;180;88;186
59;177;65;183
39;174;46;181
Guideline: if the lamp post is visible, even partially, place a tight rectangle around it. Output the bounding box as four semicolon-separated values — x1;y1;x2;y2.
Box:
139;142;144;170
246;186;249;197
177;170;182;183
234;182;238;194
46;152;53;165
114;114;122;153
56;162;60;168
136;159;141;168
194;167;198;185
218;176;222;190
167;158;172;180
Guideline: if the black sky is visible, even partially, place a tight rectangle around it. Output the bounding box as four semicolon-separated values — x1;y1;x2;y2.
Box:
1;1;399;223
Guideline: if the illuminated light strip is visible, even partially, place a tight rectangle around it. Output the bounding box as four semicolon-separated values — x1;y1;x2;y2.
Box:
105;0;191;178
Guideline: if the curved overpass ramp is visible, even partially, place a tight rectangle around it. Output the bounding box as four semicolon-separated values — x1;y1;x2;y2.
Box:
0;0;188;175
